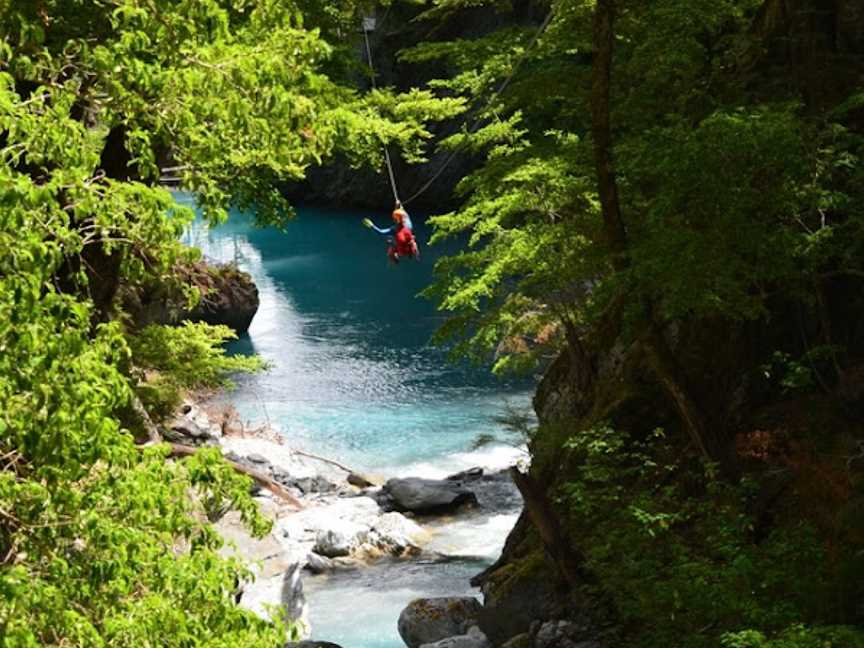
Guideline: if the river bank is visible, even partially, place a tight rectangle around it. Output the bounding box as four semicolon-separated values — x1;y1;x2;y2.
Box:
172;396;526;647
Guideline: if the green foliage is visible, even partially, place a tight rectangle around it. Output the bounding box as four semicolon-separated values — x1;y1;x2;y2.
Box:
130;322;265;389
560;424;864;647
417;0;864;372
721;624;864;648
0;280;281;645
128;321;265;422
0;0;463;644
758;347;841;396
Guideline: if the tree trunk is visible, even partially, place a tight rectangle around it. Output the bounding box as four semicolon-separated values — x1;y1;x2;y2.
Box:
510;467;592;588
590;0;729;471
590;0;627;270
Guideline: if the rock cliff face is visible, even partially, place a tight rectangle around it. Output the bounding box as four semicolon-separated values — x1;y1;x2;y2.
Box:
182;263;259;334
466;348;616;647
122;261;259;335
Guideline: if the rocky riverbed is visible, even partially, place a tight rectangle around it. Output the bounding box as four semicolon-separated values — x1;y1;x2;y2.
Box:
170;398;526;647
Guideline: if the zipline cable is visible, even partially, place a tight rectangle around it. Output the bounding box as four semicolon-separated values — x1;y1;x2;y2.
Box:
362;23;401;204
363;8;555;207
401;9;555;206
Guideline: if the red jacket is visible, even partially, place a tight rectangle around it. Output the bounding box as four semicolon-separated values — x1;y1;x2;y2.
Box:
394;225;417;257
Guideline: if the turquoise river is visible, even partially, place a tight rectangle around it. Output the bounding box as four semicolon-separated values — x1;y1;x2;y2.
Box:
179;194;534;647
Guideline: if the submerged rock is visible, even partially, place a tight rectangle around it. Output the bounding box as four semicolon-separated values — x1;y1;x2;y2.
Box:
384;478;478;514
397;597;483;648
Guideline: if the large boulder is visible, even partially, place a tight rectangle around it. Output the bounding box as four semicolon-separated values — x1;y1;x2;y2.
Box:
285;642;343;648
278;496;426;564
183;262;259;334
419;626;491;648
397;597;483;648
121;260;259;335
384;478;478;514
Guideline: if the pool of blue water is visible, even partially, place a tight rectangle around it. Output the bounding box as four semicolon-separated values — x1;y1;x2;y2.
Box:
178;194;534;646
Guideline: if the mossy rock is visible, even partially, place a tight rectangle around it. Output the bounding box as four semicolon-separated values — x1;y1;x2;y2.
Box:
478;549;573;646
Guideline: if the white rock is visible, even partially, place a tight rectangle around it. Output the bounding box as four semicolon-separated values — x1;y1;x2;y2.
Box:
313;521;366;558
369;512;428;553
304;552;333;574
277;497;381;563
214;510;308;634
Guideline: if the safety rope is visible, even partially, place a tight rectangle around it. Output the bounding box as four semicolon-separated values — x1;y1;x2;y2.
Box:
362;24;401;204
363;9;555;207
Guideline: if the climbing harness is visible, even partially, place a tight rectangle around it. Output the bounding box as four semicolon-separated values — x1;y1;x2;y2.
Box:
360;9;555;207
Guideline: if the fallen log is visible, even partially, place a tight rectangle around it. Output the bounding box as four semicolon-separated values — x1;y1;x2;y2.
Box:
137;441;304;509
130;391;162;444
165;443;305;509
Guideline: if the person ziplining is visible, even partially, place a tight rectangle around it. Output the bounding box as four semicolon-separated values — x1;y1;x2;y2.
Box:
358;11;553;264
363;201;419;264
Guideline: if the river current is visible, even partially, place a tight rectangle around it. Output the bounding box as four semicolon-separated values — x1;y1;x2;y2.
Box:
178;194;533;647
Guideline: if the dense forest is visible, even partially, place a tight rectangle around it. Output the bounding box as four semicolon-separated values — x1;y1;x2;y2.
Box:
2;0;864;646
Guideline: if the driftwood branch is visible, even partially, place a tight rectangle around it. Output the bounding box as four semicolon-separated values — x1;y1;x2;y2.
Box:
292;449;354;474
131;388;303;508
510;467;591;588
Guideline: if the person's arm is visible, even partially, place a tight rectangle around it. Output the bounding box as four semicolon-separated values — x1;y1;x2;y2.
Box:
362;218;393;235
